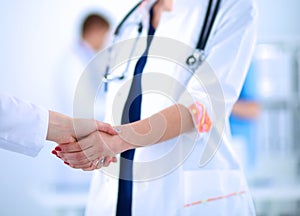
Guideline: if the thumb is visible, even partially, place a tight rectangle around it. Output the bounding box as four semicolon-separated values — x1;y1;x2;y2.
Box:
96;121;118;135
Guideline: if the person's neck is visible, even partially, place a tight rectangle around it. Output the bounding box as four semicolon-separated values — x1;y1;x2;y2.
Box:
151;1;168;29
82;34;99;52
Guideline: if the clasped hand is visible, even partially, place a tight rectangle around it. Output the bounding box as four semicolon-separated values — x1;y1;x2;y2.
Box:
47;111;131;171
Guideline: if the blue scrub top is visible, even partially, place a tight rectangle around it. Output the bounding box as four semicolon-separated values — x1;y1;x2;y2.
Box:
229;64;259;169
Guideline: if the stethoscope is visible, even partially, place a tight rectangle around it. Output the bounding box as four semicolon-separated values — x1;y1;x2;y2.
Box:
103;0;221;87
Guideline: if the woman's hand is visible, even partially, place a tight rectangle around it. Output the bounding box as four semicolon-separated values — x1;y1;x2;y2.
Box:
55;130;132;170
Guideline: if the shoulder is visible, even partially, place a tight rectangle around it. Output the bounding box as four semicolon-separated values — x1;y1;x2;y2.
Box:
220;0;257;19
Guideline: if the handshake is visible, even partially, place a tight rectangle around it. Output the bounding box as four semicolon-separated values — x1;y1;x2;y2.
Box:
46;111;133;171
45;104;201;170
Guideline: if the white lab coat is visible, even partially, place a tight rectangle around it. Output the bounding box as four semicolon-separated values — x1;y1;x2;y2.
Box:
86;0;257;215
0;94;48;157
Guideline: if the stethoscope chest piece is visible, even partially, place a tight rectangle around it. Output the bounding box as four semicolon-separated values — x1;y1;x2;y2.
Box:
186;49;205;71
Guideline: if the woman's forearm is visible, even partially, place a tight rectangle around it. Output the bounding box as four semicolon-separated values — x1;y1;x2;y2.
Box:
116;104;196;149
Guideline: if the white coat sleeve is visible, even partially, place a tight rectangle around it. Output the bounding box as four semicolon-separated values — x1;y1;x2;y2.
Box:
182;0;258;122
0;94;49;157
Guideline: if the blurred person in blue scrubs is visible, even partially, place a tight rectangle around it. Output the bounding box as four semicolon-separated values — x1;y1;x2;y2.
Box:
230;63;261;170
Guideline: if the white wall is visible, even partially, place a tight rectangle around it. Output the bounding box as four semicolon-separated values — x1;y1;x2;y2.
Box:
256;0;300;44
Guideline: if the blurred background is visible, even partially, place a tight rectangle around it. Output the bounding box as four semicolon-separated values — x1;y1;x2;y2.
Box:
0;0;299;215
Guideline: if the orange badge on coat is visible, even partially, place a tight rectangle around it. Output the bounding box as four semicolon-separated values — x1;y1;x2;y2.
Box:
189;102;212;133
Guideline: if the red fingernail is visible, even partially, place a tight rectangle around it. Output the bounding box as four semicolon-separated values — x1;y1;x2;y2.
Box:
64;161;69;165
57;155;61;159
55;147;62;151
52;150;57;155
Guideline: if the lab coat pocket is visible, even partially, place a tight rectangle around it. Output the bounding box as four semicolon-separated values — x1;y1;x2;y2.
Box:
182;170;255;216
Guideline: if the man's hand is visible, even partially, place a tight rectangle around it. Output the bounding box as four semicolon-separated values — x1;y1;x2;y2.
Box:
46;111;118;143
55;130;132;171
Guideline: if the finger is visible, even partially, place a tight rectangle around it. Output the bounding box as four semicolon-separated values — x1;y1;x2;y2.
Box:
63;161;82;169
111;156;118;163
65;151;107;167
62;136;76;144
82;167;94;171
96;121;118;135
78;158;103;170
102;156;118;167
64;156;91;165
65;152;105;165
72;120;117;139
82;165;97;171
62;160;93;170
56;141;90;153
58;148;98;162
69;161;94;169
81;156;110;171
103;157;112;167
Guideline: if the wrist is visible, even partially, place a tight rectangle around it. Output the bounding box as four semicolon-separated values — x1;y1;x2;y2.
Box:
112;133;135;154
47;111;75;143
